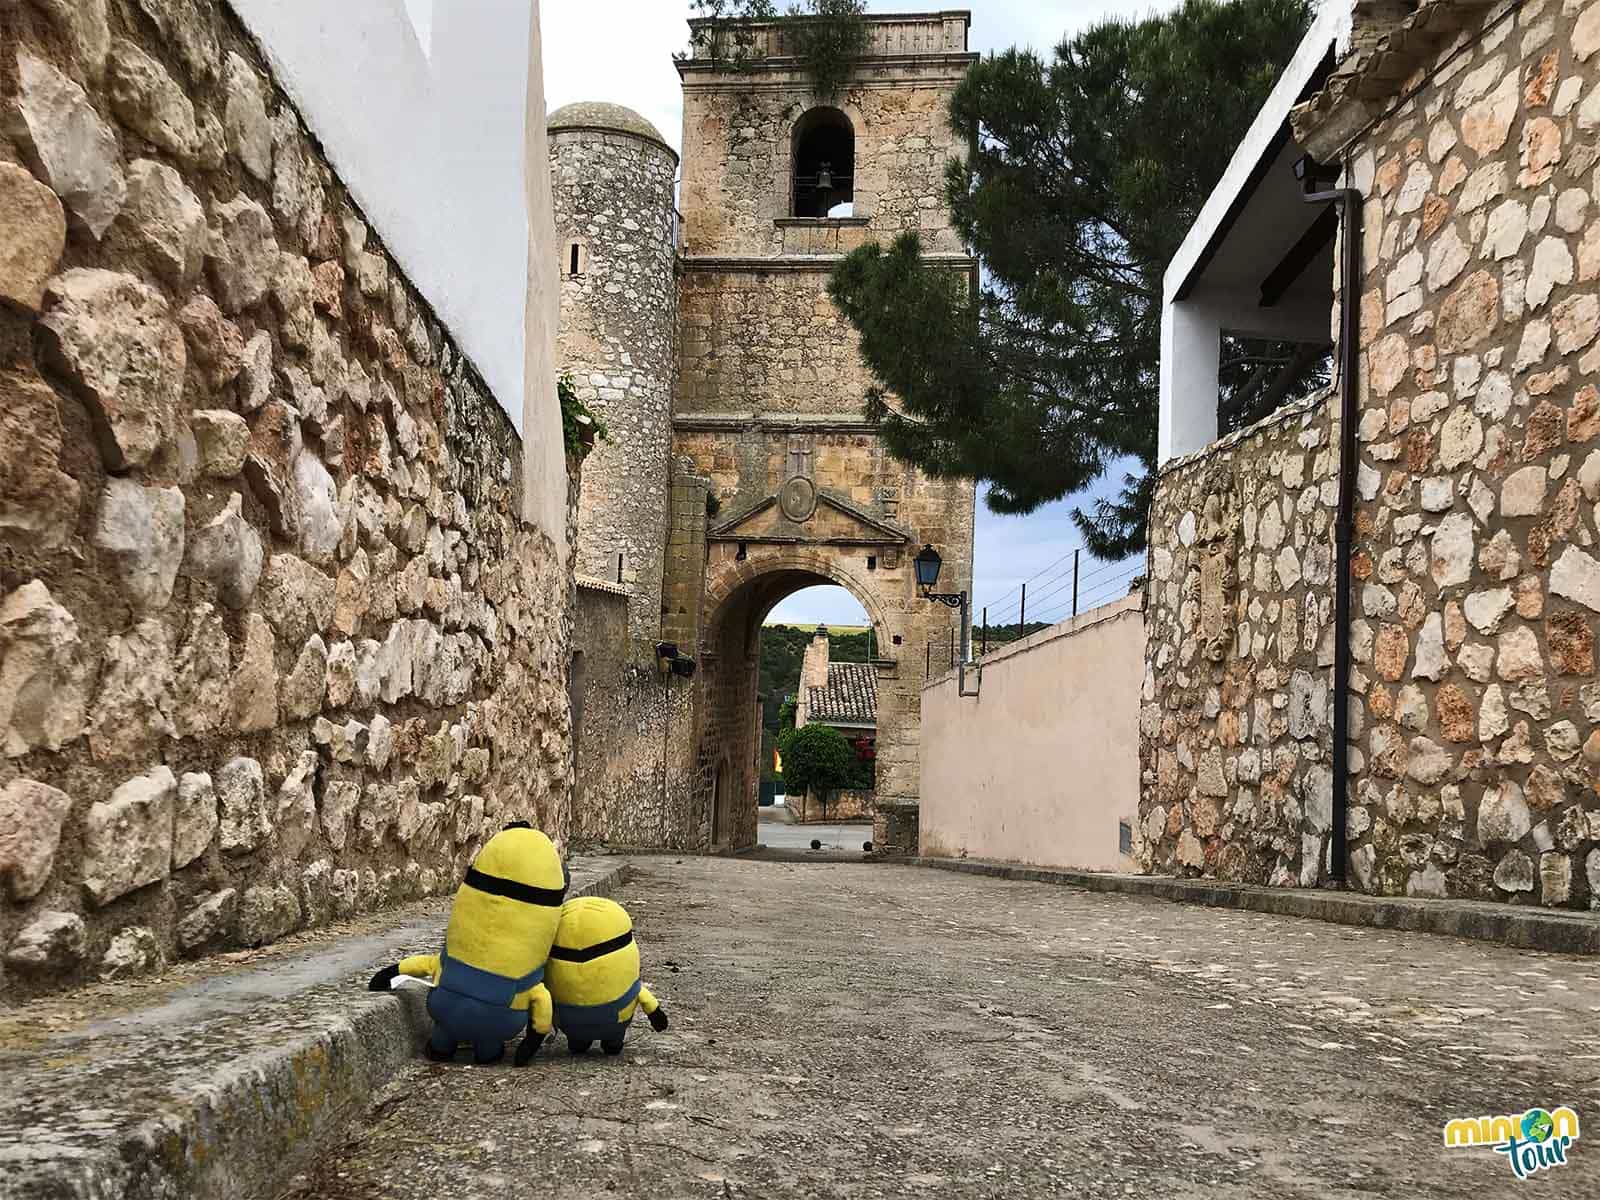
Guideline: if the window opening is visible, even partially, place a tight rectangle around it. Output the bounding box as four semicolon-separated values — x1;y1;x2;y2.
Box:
793;108;855;219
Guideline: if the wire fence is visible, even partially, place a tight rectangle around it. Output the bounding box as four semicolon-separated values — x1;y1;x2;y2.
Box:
923;553;1146;678
975;546;1144;631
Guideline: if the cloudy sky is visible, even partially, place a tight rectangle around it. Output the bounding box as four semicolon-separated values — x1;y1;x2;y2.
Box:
541;0;1161;626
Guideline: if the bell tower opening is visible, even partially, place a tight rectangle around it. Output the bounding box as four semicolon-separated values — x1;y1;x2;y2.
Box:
792;107;855;218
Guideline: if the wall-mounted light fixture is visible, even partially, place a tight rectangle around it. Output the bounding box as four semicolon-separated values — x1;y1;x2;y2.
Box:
914;544;979;697
655;641;696;680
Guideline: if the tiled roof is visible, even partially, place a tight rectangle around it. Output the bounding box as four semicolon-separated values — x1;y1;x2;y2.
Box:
807;662;877;726
575;575;629;596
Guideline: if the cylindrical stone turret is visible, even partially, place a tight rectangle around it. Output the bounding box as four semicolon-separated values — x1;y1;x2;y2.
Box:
549;102;679;644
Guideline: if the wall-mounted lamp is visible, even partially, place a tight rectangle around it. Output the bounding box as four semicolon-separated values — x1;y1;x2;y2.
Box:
914;544;979;697
655;641;696;680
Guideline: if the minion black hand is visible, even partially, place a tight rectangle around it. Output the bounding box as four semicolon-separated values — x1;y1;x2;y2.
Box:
647;1007;668;1032
368;964;400;992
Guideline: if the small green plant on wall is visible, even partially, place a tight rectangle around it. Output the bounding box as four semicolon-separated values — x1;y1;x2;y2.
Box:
682;0;868;99
559;373;608;461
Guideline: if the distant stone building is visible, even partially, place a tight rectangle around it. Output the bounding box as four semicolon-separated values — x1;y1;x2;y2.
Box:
796;627;878;745
1144;0;1600;908
0;0;573;996
559;11;979;856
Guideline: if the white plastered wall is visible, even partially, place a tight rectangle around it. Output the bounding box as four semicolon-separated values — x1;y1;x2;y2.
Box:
227;0;567;548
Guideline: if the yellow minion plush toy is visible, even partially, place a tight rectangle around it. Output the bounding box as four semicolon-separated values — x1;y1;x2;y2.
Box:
537;896;667;1060
367;823;566;1065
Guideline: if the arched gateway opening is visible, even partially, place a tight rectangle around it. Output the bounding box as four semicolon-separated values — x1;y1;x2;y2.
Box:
696;550;904;851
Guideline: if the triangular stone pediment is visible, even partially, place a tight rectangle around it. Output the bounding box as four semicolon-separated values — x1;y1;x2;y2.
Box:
709;489;911;546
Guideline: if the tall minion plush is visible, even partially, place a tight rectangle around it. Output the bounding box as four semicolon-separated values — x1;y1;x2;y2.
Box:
539;896;668;1060
367;823;566;1065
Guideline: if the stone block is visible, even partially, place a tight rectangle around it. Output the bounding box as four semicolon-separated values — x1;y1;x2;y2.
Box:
223;53;271;181
238;884;300;947
282;635;329;720
39;269;184;470
206;196;278;313
120;159;206;287
192;410;250;478
12;52;125;238
133;0;221;82
0;779;74;900
82;766;176;906
30;0;111;81
177;295;244;388
0;581;90;757
216;756;270;855
0;162;67;311
185;493;264;610
0;367;80;548
230;613;278;733
86;618;174;764
99;926;163;980
5;911;87;972
173;772;217;869
177;888;236;951
93;478;185;611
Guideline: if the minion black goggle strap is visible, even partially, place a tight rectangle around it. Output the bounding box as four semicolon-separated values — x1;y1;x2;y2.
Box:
548;930;635;962
464;867;567;907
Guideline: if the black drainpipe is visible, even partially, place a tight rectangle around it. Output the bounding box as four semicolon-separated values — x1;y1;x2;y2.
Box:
1297;155;1360;888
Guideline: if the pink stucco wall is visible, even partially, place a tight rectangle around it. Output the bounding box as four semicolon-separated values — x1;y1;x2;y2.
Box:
919;594;1144;871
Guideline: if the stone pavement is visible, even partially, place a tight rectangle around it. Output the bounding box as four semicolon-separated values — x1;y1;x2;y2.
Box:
290;858;1600;1199
0;857;626;1200
756;818;873;853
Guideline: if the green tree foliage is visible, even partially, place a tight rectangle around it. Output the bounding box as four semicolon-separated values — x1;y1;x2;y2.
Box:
827;0;1313;558
685;0;868;98
777;723;856;811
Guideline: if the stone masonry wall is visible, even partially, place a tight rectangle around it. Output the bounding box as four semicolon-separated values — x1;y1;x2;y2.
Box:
1140;396;1342;887
552;125;678;643
1337;0;1600;906
0;0;573;995
1143;0;1600;908
570;579;699;850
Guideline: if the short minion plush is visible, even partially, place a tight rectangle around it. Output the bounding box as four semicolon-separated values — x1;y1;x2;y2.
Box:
541;896;667;1059
368;823;566;1066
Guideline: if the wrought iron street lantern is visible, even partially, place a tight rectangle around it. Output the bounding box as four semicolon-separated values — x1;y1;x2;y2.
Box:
914;544;978;696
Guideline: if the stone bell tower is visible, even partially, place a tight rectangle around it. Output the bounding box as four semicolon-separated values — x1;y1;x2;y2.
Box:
667;11;980;854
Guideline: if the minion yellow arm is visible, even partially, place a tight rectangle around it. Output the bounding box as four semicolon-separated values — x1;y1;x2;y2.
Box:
397;954;441;983
512;981;554;1035
637;985;660;1015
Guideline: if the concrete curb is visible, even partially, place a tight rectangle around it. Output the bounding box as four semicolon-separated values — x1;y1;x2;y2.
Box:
910;857;1600;955
6;862;633;1200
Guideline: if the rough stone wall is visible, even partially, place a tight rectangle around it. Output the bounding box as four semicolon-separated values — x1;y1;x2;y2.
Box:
1338;0;1600;906
569;580;698;849
0;0;573;995
1143;0;1600;908
678;265;885;416
1140;396;1341;886
552;127;678;642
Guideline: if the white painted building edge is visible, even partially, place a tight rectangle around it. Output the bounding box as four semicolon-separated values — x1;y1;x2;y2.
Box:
226;0;532;439
1157;0;1349;464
